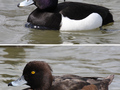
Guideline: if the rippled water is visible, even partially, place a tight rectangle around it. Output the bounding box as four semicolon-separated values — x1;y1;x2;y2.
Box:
0;0;120;44
0;46;120;90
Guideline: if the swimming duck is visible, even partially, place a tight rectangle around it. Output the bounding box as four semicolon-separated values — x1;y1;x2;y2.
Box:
8;61;114;90
17;0;114;31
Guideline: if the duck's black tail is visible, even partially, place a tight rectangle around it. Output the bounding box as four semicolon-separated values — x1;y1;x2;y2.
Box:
103;12;114;25
99;75;114;90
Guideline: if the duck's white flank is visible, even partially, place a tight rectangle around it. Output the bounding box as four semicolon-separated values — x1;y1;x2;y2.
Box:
60;13;102;31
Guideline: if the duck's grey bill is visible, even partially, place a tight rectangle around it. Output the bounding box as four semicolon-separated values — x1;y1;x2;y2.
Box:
18;0;34;7
8;75;27;86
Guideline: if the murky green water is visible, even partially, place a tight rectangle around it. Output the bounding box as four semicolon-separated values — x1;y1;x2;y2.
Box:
0;46;120;90
0;0;120;44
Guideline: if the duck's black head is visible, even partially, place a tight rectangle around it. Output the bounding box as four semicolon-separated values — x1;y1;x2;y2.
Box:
8;61;53;90
34;0;58;10
18;0;58;11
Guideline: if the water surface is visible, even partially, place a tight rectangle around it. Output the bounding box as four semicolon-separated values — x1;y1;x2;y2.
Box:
0;0;120;44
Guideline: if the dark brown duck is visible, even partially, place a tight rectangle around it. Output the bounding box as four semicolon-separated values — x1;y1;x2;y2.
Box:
8;61;114;90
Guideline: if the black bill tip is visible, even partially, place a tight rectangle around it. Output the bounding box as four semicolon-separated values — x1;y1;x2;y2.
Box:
8;82;13;86
17;3;20;7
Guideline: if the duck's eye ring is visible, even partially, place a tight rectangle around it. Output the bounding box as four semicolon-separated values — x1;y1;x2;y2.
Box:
31;71;35;74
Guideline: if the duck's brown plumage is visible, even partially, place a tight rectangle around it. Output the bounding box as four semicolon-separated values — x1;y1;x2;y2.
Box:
8;61;114;90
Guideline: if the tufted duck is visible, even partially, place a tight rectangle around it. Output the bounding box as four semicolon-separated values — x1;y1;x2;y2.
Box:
8;61;114;90
17;0;114;31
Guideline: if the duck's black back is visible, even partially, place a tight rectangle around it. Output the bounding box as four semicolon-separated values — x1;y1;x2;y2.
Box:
55;2;114;25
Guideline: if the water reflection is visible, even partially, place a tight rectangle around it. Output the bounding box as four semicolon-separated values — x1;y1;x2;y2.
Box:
22;30;62;44
20;27;120;44
3;47;25;58
60;29;120;44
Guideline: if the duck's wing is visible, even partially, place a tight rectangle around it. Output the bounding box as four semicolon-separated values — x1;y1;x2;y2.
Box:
56;2;114;25
80;75;114;90
52;74;114;90
52;75;90;90
56;2;109;20
85;74;114;85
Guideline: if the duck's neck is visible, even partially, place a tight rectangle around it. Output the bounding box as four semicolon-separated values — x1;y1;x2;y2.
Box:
30;76;53;90
34;0;58;11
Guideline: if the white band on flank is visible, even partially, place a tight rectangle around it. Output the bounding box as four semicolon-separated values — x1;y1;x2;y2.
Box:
60;13;102;31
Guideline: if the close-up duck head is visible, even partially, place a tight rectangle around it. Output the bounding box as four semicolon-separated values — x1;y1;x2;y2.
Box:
8;61;53;90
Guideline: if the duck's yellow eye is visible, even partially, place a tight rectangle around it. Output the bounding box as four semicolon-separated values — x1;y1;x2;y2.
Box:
31;71;35;74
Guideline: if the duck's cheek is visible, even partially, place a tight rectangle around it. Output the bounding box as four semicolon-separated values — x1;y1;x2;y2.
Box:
17;0;34;7
8;75;27;86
